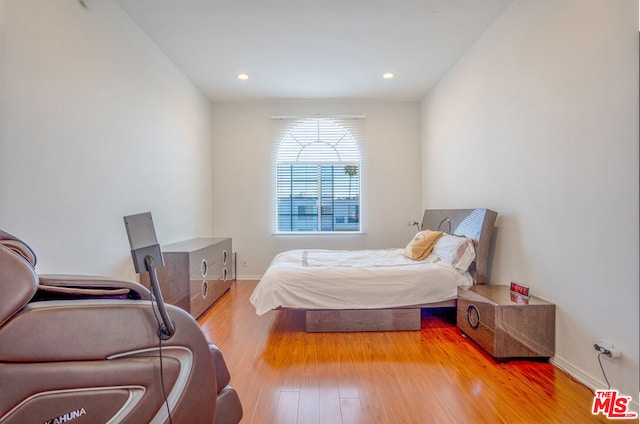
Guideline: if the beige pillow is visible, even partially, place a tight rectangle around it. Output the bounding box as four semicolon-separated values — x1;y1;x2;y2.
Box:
403;230;444;260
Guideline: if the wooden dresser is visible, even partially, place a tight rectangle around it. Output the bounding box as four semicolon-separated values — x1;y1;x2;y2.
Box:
457;285;555;361
140;238;232;318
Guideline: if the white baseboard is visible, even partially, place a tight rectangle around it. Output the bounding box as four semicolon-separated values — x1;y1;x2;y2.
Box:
550;356;639;413
550;355;603;390
236;275;263;281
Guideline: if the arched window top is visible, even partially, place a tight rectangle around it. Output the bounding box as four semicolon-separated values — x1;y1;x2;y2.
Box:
276;119;361;163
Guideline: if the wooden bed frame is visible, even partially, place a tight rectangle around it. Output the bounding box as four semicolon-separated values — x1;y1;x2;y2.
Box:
303;208;498;332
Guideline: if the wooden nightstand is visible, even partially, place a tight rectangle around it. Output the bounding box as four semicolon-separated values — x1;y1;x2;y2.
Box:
457;285;555;361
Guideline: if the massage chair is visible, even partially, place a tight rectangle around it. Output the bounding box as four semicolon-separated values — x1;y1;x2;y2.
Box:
0;230;242;424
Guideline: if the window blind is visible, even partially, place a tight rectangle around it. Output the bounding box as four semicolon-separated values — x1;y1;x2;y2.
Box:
274;117;363;233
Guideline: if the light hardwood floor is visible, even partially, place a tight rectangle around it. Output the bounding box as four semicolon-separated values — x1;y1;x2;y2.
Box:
198;281;632;424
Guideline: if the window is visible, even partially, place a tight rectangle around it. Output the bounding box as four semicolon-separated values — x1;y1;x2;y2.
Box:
275;118;362;233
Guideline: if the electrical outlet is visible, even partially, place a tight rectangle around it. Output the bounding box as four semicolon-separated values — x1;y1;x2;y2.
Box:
593;341;621;358
242;259;248;268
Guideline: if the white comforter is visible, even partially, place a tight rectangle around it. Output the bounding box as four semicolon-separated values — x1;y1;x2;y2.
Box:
250;248;473;315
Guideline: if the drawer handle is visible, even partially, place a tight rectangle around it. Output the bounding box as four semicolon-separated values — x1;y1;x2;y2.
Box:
200;259;208;278
222;250;228;265
201;280;208;299
467;304;480;329
223;267;228;281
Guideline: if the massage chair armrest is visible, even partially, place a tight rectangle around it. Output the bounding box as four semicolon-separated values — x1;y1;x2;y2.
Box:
0;301;207;362
37;274;151;300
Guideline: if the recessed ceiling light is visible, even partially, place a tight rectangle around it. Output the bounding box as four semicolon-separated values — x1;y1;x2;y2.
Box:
383;72;395;79
237;73;249;80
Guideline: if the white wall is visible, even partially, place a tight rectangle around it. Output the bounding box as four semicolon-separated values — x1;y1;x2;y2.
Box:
211;101;422;278
0;0;213;280
422;0;638;404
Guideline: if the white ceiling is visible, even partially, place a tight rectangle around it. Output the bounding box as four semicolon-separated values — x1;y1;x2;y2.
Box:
114;0;514;101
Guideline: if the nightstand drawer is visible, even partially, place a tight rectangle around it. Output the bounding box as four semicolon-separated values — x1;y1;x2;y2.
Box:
457;292;497;330
457;302;495;354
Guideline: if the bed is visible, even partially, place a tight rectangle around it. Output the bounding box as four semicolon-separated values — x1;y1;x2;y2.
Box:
250;208;497;332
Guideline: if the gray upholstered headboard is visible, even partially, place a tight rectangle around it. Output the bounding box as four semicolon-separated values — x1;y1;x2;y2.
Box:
420;209;497;285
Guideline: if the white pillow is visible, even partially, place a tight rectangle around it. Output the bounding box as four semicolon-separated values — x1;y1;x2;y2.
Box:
432;233;476;271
